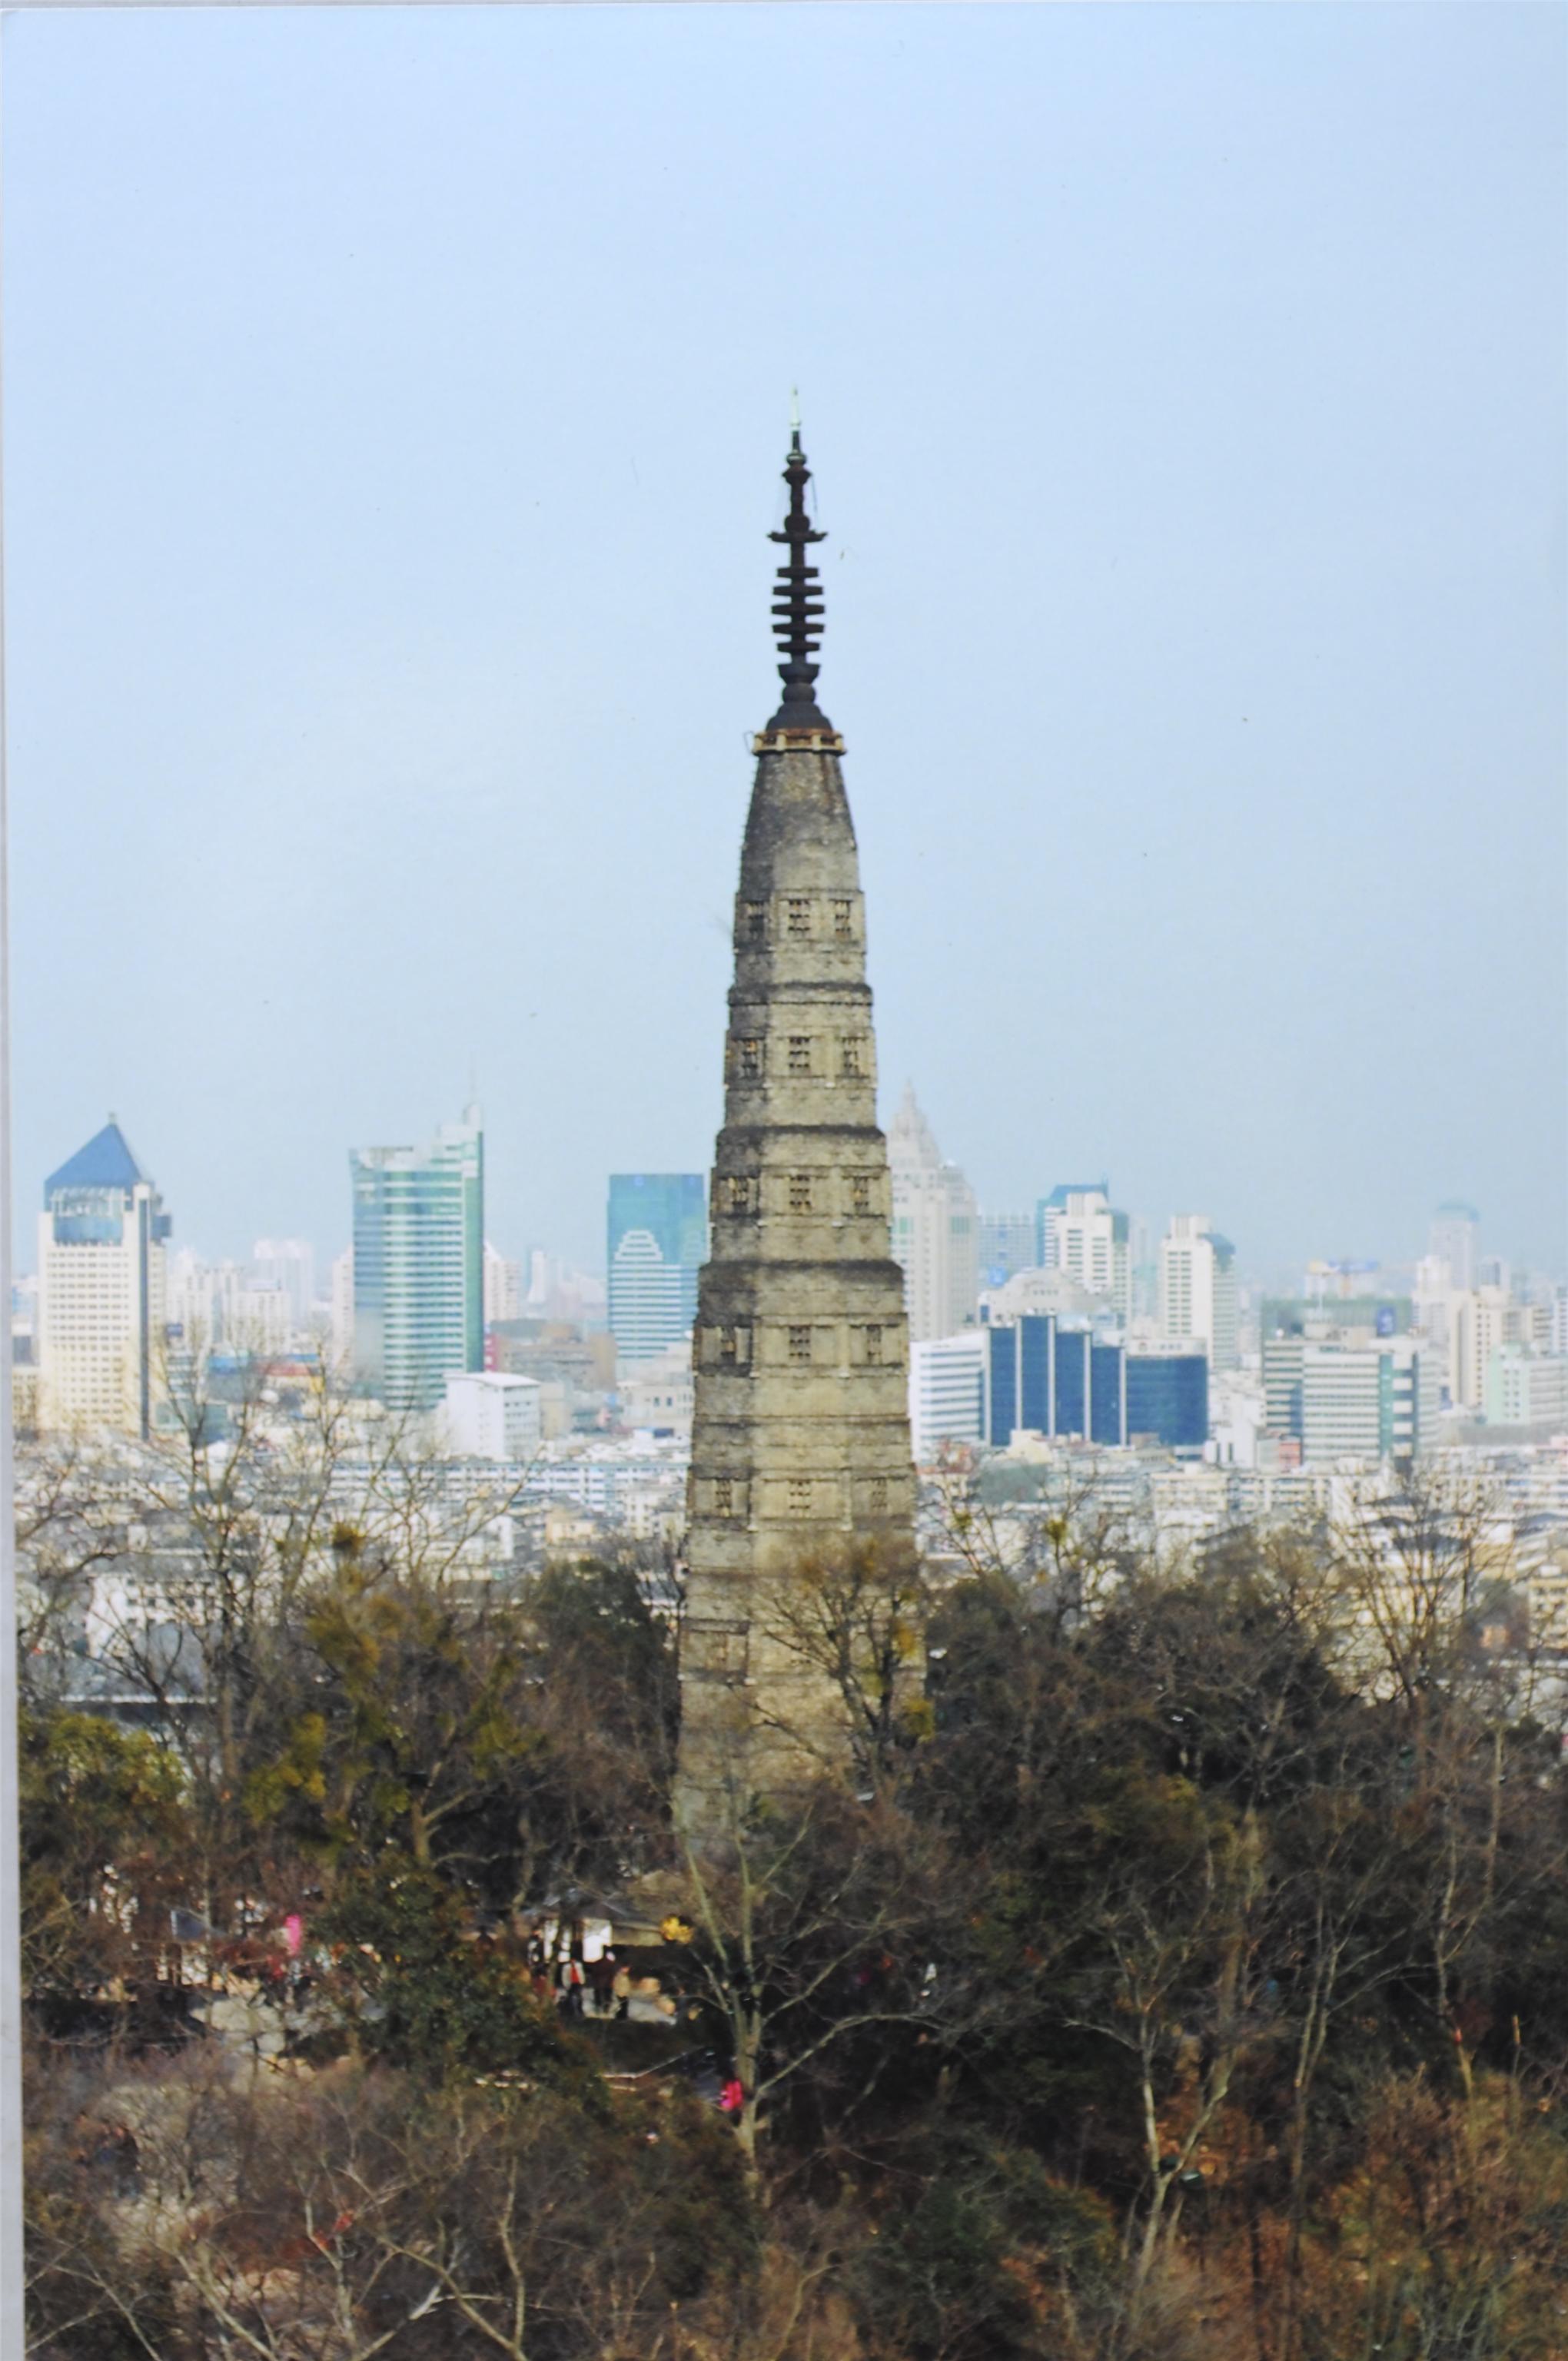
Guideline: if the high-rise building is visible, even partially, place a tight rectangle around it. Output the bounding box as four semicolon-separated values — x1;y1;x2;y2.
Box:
251;1239;316;1335
887;1086;978;1343
1264;1333;1438;1465
350;1108;483;1411
1158;1214;1238;1370
909;1332;988;1462
976;1212;1036;1290
483;1241;523;1327
36;1120;171;1438
680;424;915;1808
215;1268;291;1353
982;1317;1207;1452
1450;1284;1517;1411
606;1175;707;1365
1430;1201;1480;1293
1036;1185;1131;1320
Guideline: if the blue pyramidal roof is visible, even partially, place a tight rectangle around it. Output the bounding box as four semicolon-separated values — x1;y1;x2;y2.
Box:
45;1121;148;1202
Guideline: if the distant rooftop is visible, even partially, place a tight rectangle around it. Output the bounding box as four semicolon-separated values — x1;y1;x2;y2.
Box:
45;1120;149;1204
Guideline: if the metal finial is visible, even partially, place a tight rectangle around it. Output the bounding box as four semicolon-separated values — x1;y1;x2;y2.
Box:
765;417;831;733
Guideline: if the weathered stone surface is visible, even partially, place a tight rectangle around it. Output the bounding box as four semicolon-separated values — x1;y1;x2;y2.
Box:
676;718;916;1813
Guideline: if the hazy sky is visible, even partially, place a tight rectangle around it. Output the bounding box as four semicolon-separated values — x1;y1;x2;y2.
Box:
5;3;1564;1287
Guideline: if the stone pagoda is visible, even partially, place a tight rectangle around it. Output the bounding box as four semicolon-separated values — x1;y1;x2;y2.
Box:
677;422;915;1815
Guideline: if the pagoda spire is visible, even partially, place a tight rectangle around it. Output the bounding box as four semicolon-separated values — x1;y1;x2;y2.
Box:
762;410;836;742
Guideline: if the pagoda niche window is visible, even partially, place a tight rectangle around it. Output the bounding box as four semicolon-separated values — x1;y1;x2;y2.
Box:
832;898;853;939
840;1036;865;1078
786;896;811;938
736;1038;762;1080
788;1174;812;1213
787;1036;812;1075
725;1174;756;1217
865;1323;883;1365
787;1324;812;1365
870;1476;889;1514
714;1477;734;1516
788;1477;812;1517
742;899;767;941
849;1174;872;1216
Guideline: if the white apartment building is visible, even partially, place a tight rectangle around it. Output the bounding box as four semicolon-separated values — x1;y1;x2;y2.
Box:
37;1121;170;1440
215;1267;292;1353
1158;1214;1238;1370
1450;1286;1518;1411
1039;1187;1131;1322
483;1241;523;1326
887;1085;979;1345
443;1370;543;1462
908;1331;988;1463
251;1239;316;1334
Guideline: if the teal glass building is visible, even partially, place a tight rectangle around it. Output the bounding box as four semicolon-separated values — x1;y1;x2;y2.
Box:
350;1108;483;1411
606;1173;707;1363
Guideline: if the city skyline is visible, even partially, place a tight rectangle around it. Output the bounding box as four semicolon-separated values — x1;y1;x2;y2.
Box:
14;1096;1559;1309
5;6;1563;1282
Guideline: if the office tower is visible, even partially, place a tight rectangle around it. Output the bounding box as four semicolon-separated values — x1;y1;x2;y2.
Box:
982;1315;1208;1451
483;1242;523;1327
1430;1201;1480;1293
1036;1184;1131;1320
36;1119;171;1438
1264;1333;1438;1465
606;1174;707;1364
909;1332;989;1462
350;1107;483;1412
680;424;915;1808
251;1239;315;1334
887;1085;979;1343
1158;1214;1239;1370
977;1211;1035;1290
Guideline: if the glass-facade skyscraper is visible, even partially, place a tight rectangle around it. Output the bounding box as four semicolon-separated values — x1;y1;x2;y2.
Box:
984;1314;1208;1450
606;1173;707;1364
351;1108;483;1411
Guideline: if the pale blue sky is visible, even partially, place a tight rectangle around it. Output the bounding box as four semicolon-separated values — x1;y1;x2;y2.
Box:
5;3;1564;1285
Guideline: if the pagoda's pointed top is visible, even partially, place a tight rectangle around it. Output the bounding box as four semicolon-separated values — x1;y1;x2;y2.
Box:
757;410;842;749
